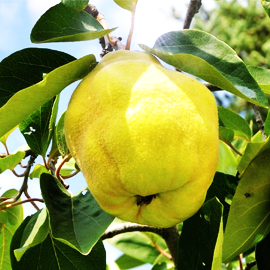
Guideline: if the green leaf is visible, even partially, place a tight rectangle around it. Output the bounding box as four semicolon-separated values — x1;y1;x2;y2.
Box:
19;97;58;156
206;172;238;228
0;189;23;270
223;148;270;262
0;48;76;108
31;3;116;43
115;254;146;269
140;30;268;107
40;173;114;254
0;151;25;174
217;141;237;176
256;231;270;269
113;0;137;11
237;136;270;176
177;198;223;270
106;231;161;264
0;54;96;138
248;66;270;94
29;164;48;179
218;107;251;141
0;126;17;146
261;0;270;18
62;0;89;11
10;217;106;270
219;126;234;144
14;209;49;261
264;109;270;137
55;111;69;157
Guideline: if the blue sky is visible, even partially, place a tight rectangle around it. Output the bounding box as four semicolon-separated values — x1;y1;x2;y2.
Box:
0;0;217;267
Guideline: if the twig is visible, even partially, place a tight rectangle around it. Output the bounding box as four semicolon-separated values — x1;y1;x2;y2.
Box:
219;137;243;156
152;241;172;260
238;254;244;270
102;223;179;269
251;103;266;140
183;0;202;29
125;0;138;50
0;198;44;211
244;261;256;270
24;189;40;211
55;154;71;189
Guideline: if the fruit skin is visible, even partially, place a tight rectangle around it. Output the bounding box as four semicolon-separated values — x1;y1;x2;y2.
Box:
64;50;219;228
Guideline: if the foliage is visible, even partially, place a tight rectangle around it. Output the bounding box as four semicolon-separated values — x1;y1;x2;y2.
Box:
1;0;270;269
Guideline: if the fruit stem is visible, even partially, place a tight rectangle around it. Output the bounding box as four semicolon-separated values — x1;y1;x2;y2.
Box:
125;0;138;50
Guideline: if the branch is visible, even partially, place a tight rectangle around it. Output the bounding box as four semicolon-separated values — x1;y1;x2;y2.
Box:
125;0;138;50
251;103;266;140
183;0;202;29
102;223;179;269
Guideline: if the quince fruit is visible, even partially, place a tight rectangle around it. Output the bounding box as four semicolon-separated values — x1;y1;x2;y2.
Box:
64;50;219;228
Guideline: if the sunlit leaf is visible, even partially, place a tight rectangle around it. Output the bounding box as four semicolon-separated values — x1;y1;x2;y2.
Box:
0;48;75;107
14;209;49;261
40;173;114;254
217;141;237;176
62;0;89;10
31;3;116;43
10;217;106;270
113;0;137;11
0;126;17;146
0;189;23;270
106;231;161;264
54;111;69;157
0;151;25;174
140;30;268;107
29;165;48;179
237;136;270;176
0;54;96;138
218;106;251;141
248;65;270;94
223;148;270;262
177;198;223;270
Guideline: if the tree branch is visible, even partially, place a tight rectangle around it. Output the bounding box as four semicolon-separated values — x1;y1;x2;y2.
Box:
102;223;179;269
251;103;266;140
183;0;202;29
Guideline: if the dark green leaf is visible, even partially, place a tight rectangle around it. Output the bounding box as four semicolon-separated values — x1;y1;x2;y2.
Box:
218;106;251;141
62;0;89;11
113;0;137;11
19;97;58;156
219;126;234;144
248;66;270;94
31;3;116;43
14;208;49;261
177;198;223;270
0;151;25;174
115;254;146;269
0;189;23;270
0;54;96;138
10;217;106;270
223;148;270;262
206;172;238;228
0;48;75;107
140;30;268;107
40;173;114;254
106;231;161;264
256;231;270;270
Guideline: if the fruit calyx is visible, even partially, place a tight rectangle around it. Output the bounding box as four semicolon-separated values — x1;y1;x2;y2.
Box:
136;194;157;206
